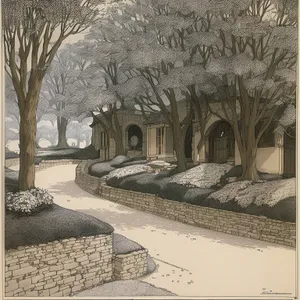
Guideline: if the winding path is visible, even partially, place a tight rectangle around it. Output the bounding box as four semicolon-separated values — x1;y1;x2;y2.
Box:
34;164;295;297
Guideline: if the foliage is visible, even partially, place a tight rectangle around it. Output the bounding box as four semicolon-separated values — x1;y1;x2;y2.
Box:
6;188;54;215
170;163;233;188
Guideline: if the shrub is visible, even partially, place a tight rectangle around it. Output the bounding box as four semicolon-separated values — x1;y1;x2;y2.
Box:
170;163;233;188
158;182;188;202
5;188;54;215
106;164;153;180
109;155;131;167
89;162;115;178
119;160;148;167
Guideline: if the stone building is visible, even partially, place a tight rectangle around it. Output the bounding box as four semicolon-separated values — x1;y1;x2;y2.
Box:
91;101;295;176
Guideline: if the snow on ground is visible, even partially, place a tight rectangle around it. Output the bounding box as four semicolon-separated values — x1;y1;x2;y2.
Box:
106;164;153;180
170;163;232;188
34;164;296;298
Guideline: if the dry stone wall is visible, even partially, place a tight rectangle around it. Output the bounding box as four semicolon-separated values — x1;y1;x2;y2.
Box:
114;250;148;280
5;235;113;297
75;161;296;248
5;233;149;297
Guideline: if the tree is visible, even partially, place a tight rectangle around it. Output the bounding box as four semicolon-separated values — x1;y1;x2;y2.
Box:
67;121;92;147
129;0;297;179
41;44;90;148
115;1;196;172
3;0;105;190
76;26;130;156
202;0;297;179
37;122;58;147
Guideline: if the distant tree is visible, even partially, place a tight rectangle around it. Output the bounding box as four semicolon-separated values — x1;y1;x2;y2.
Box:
3;0;105;190
41;44;91;148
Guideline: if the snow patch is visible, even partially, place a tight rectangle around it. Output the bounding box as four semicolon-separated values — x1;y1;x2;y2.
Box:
208;181;252;204
106;164;153;180
170;163;232;188
209;178;295;208
235;178;295;208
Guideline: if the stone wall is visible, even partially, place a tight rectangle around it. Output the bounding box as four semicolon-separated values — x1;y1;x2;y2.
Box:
5;158;80;172
75;161;296;248
5;158;20;168
5;235;113;297
75;160;104;194
36;159;80;172
5;233;149;297
113;250;148;280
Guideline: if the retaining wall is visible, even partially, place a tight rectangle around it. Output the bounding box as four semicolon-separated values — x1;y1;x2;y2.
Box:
5;234;113;297
5;159;149;297
5;233;149;297
75;161;296;248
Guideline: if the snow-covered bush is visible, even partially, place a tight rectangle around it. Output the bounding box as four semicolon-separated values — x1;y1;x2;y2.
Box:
208;178;295;208
106;164;153;180
170;163;233;188
235;178;295;208
208;181;253;204
5;188;54;215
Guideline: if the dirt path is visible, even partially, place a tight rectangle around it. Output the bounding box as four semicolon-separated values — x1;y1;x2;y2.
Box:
35;165;296;297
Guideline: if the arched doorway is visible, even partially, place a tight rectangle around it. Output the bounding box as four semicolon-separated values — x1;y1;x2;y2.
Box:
208;121;235;163
185;124;193;160
284;128;296;177
127;125;143;151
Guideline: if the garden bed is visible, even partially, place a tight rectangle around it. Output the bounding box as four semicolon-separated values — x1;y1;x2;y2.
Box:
92;161;295;223
5;204;114;249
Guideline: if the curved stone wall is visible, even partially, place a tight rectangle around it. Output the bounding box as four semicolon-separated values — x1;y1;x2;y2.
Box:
75;161;296;248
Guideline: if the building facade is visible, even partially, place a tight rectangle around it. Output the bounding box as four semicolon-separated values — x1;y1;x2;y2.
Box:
91;103;295;176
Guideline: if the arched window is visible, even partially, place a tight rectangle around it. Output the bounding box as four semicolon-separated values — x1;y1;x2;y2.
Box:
127;125;143;151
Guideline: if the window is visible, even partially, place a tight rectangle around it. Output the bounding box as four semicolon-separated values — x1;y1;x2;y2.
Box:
256;121;275;148
156;127;165;155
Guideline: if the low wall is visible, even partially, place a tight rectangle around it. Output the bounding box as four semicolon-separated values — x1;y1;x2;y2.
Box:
75;161;296;248
114;250;148;280
5;158;80;172
5;233;149;297
5;234;113;297
35;159;81;172
5;158;20;168
75;159;104;194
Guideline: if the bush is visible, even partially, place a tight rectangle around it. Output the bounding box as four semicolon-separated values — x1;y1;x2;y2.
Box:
109;155;131;167
5;188;54;216
5;170;19;193
183;188;215;205
170;163;233;188
106;164;153;181
119;160;148;167
89;162;115;178
158;182;188;202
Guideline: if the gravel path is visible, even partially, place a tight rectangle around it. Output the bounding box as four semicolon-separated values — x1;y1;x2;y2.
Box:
35;165;296;298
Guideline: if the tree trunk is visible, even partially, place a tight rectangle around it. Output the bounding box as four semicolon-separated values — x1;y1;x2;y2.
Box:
113;111;125;156
172;121;187;172
114;130;125;156
240;146;259;180
56;117;69;149
19;105;37;191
